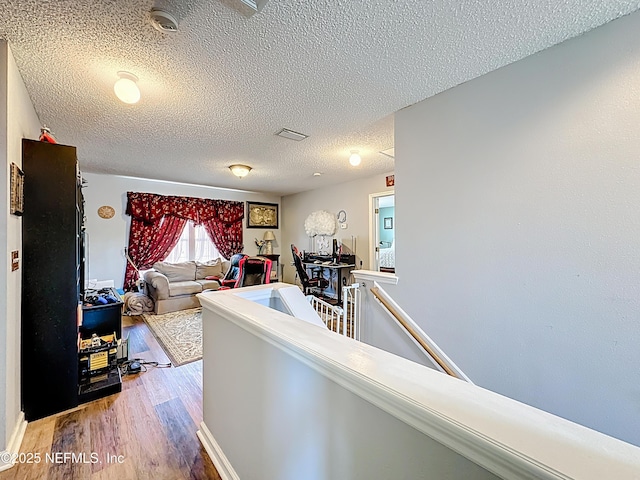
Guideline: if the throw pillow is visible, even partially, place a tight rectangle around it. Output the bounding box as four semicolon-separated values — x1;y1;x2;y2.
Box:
153;261;197;282
196;259;225;279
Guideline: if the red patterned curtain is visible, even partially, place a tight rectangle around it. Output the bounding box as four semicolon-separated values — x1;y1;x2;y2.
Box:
124;192;244;290
200;200;245;260
123;215;187;290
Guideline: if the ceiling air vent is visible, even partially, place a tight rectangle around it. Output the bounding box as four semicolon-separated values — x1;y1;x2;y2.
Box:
150;9;179;33
275;128;309;141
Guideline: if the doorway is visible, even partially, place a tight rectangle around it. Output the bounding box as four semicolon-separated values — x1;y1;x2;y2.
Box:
369;191;395;273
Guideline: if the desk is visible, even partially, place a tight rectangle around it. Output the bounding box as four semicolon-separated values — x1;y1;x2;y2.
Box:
302;262;355;304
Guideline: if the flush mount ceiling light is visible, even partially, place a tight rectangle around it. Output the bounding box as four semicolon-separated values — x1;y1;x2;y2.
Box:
349;151;362;166
229;164;252;178
275;128;309;141
114;71;140;104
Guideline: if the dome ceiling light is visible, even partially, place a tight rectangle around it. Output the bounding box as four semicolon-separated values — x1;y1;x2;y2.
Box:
229;164;252;178
114;71;140;104
349;150;362;166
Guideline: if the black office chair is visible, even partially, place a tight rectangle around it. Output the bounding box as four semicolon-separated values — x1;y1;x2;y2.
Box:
291;244;329;296
235;256;272;287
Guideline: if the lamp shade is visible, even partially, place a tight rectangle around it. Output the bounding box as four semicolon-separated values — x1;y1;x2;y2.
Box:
263;231;276;241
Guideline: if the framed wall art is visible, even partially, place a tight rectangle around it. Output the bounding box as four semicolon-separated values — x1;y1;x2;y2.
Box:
384;217;393;229
247;201;278;228
10;163;24;216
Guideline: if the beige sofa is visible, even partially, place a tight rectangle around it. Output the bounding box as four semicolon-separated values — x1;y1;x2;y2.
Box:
143;259;230;314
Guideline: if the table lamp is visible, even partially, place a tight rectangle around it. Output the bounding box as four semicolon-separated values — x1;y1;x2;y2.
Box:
263;231;275;255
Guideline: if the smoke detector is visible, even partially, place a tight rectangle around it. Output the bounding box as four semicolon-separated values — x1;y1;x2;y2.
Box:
150;9;178;33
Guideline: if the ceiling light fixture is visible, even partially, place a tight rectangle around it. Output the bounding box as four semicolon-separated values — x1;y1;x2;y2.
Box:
229;164;252;178
114;71;140;104
349;151;362;166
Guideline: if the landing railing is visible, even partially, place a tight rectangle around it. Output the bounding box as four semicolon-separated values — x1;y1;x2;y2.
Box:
307;284;361;339
370;286;460;379
351;269;471;382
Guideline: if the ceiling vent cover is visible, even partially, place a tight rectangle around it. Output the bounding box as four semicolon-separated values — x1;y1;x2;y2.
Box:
275;128;309;141
150;9;178;33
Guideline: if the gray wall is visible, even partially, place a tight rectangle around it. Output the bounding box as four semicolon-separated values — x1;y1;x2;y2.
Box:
395;11;640;446
0;38;8;455
0;41;41;452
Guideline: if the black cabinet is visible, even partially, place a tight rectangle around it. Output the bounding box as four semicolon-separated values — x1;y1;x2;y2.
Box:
21;139;83;421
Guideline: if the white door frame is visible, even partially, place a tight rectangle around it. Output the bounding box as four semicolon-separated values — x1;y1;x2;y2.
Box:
368;190;394;271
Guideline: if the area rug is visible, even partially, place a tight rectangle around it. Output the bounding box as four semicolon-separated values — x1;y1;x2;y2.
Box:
142;307;202;367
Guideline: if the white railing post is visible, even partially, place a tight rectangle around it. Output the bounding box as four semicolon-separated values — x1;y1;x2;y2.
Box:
306;284;361;339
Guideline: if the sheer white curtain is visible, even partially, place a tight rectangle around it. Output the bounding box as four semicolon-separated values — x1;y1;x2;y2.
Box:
165;222;225;263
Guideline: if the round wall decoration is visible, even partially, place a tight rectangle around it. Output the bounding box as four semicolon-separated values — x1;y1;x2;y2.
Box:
97;205;115;219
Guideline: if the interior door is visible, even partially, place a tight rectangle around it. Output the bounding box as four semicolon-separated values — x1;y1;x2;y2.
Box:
369;192;395;272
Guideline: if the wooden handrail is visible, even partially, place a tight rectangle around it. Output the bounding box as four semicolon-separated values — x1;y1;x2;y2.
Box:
370;287;458;378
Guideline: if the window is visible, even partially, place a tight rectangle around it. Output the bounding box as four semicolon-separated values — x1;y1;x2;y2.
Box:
164;222;225;263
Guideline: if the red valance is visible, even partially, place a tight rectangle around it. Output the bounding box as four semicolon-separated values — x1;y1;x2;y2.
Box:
125;192;244;225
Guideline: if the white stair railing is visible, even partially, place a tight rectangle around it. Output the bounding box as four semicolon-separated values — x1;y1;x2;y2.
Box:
306;284;361;339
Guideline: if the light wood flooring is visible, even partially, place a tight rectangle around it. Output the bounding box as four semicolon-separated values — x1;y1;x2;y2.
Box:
0;316;221;480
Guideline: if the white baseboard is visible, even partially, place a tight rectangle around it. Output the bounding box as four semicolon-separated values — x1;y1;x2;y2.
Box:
0;412;27;472
197;422;240;480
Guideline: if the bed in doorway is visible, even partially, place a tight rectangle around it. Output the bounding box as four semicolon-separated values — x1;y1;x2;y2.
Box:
379;240;395;273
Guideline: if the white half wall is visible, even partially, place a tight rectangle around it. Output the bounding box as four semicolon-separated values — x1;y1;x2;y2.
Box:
395;11;640;446
81;173;281;288
281;172;393;283
199;285;640;480
199;288;499;480
0;41;40;460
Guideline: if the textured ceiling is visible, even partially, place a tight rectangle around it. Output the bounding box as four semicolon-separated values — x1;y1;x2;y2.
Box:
1;1;638;195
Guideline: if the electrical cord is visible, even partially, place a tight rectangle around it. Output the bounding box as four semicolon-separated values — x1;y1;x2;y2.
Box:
119;358;171;375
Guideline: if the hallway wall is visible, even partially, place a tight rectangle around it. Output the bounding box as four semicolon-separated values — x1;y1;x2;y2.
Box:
394;11;640;445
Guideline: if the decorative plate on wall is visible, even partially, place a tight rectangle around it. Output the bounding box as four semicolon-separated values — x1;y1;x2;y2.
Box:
97;205;115;219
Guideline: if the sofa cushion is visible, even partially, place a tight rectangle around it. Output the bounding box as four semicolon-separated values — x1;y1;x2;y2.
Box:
195;279;221;291
153;261;197;282
195;259;225;280
168;280;203;297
